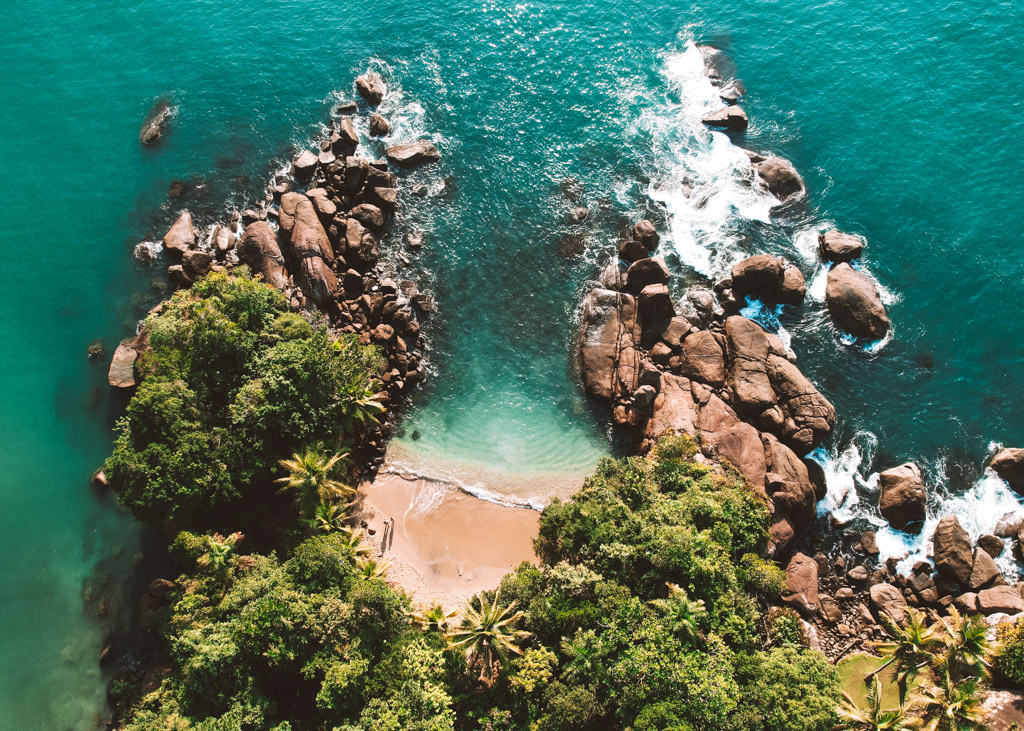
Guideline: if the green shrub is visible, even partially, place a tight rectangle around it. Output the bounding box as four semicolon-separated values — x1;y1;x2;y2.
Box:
997;617;1024;685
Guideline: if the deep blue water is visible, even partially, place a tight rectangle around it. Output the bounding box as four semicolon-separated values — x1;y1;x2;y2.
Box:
1;0;1022;726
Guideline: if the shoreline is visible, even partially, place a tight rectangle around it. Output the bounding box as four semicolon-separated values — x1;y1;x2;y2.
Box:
353;473;540;609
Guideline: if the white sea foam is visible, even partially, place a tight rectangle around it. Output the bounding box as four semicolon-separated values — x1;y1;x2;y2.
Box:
814;432;878;524
641;41;777;278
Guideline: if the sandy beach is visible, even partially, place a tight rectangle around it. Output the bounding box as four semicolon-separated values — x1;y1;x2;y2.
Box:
353;473;541;609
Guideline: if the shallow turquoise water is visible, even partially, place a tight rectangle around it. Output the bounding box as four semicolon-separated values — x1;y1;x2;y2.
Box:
1;0;1023;726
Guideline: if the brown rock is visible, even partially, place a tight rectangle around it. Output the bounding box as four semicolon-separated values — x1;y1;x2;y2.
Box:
702;105;748;131
847;566;869;582
979;534;1005;558
238;221;287;289
767;352;836;454
680;331;726;386
349;203;385;231
825;263;890;340
820;595;843;625
638;283;674;322
182;250;213;279
753;155;805;202
290;199;335;266
292;149;318;178
968;548;1002;590
385;141;441;168
579;288;640;402
625;256;670;293
698;393;766;490
870;583;909;624
991;448;1024;495
355;72;386;105
819;230;865;263
978;586;1024;615
861;531;880;555
162;210;195;257
878;462;927;533
725;315;776;416
729;254;804;306
369;114;391;137
108;340;139;388
277;192;305;235
955;592;979;613
782;552;820;616
644;373;697;442
632;220;659;251
933;515;974;585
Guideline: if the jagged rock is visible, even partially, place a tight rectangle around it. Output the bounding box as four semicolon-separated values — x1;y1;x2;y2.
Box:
878;463;927;533
861;531;880;555
369;114;391;137
870;583;908;624
752;155;805;203
335;118;359;151
979;534;1006;558
355;72;386;105
991;448;1024;495
292;150;318;178
729;254;805;306
139;99;172;145
978;586;1024;615
385;141;441;168
995;514;1024;538
633;220;659;251
782;552;820;617
656;316;693;349
644;373;697;442
968;548;1002;590
933;515;974;585
238;221;287;290
819;230;865;263
625;257;670;293
162;211;195;257
680;331;726;386
702;106;748;131
955;592;980;613
344;218;379;269
825;263;890;340
579;288;640;402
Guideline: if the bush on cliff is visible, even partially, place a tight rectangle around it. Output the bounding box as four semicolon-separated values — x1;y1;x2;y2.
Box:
104;271;383;527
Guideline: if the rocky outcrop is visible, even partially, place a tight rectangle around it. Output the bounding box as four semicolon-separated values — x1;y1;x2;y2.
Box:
292;150;318;179
140;99;172;145
825;263;890;340
990;448;1024;495
869;583;908;624
933;515;974;585
750;155;805;203
619;220;659;262
878;462;927;533
289;199;337;312
579;288;640;404
782;552;820;616
729;254;805;306
702;106;748;131
238;221;287;289
108;329;150;389
819;230;865;263
355;73;386;105
162;211;195;257
369;114;391;137
978;586;1024;615
385;142;441;168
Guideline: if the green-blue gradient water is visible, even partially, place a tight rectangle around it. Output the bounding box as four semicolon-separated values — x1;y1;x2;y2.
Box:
2;0;1023;726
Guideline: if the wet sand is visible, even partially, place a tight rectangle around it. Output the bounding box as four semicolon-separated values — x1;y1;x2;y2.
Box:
353;473;540;609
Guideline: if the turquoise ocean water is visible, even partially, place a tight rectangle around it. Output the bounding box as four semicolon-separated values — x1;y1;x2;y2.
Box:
1;0;1022;726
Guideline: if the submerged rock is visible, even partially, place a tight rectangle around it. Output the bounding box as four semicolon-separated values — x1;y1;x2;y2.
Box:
385;141;441;168
878;462;927;533
825;263;890;340
139;99;172;145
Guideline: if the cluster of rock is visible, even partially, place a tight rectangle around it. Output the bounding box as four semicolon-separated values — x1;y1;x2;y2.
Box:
580;228;836;554
112;71;440;466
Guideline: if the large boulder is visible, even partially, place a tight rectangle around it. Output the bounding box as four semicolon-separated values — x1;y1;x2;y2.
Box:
870;583;909;624
730;254;805;306
752;156;805;202
369;114;391;137
108;339;140;388
291;150;318;179
680;331;726;387
277;192;305;235
385;142;441;168
991;448;1024;495
355;72;386;105
702;106;748;132
781;553;820;616
933;515;974;585
644;373;698;442
767;354;836;455
162;211;195;257
139;99;172;145
698;392;766;490
238;221;287;289
825;263;890;340
878;462;927;533
725;316;777;416
978;586;1024;615
625;257;670;293
295;256;338;314
579;288;640;402
819;230;865;263
290;199;335;266
182;250;213;280
638;283;674;323
968;548;1002;591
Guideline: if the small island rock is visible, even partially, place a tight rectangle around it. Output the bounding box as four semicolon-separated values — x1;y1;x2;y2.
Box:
825;263;890;340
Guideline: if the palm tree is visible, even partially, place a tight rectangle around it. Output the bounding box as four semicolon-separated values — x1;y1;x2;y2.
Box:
649;583;707;647
560;628;609;688
934;607;998;683
308;501;349;533
869;607;943;702
276;444;354;519
337;525;373;557
408;602;457;632
196;532;244;575
339;380;385;435
445;590;531;683
838;674;921;730
355;556;391;580
917;667;985;731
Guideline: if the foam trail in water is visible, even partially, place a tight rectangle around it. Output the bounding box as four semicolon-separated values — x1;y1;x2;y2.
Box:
642;41;777;277
814;432;878;523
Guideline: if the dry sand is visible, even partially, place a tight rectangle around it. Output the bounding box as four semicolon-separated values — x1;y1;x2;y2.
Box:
353;473;540;609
